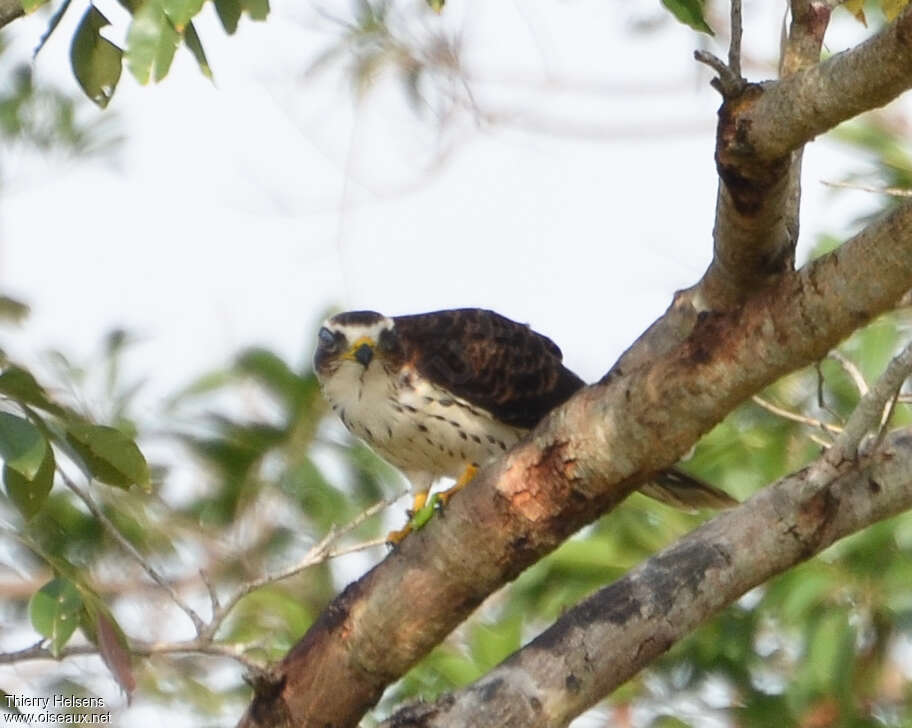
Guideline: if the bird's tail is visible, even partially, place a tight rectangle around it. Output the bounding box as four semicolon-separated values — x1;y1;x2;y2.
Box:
637;468;739;511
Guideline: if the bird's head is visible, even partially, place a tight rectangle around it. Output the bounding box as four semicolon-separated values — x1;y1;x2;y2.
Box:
313;310;401;380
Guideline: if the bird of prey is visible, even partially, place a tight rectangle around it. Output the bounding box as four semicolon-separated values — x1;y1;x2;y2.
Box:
313;308;735;542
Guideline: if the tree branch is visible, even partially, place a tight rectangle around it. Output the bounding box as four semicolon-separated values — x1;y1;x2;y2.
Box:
382;425;912;727
237;199;912;728
699;0;833;309
0;0;23;31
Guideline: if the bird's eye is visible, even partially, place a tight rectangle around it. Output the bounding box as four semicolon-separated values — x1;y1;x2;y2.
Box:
318;327;337;348
377;328;396;353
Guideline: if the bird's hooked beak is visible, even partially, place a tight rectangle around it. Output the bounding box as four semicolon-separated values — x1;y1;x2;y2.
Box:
343;336;375;367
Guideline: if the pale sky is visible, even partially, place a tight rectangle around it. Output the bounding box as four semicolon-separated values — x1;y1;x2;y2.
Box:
1;1;877;399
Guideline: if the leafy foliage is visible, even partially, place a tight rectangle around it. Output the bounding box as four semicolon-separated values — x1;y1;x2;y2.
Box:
661;0;713;35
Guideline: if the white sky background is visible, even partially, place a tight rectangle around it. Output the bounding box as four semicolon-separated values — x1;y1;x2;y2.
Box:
0;1;898;725
1;0;880;398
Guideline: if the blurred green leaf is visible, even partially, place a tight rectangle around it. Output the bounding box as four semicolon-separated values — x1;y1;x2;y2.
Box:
69;5;123;109
0;295;30;323
0;365;68;417
161;0;203;30
214;0;241;33
183;22;213;80
661;0;713;35
21;0;49;11
4;443;55;520
65;422;149;489
28;577;83;657
242;0;268;21
126;0;180;84
0;411;47;479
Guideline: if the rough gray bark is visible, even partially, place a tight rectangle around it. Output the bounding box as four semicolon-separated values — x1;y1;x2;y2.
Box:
381;339;912;726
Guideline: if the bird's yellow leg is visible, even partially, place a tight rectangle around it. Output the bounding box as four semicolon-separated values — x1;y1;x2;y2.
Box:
437;464;478;506
386;491;430;545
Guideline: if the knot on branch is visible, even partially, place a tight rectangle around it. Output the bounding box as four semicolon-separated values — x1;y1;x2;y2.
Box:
241;665;290;728
694;50;748;98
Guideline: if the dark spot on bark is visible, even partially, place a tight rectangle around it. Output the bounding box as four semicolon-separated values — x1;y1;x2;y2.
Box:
529;696;542;712
868;478;882;494
478;678;502;702
565;674;581;693
533;539;728;651
247;670;290;725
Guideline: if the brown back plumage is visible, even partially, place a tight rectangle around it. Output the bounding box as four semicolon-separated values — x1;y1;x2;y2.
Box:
392;308;585;429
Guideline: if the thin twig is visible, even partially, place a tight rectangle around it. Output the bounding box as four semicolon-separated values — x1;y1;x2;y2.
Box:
751;395;842;435
822;179;912;197
59;471;206;634
729;0;743;78
814;362;844;424
873;388;902;454
828;350;869;396
201;495;399;640
826;340;912;465
0;637;266;673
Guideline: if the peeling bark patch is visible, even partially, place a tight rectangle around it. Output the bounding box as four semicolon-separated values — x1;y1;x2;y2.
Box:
795;487;839;556
716;83;792;220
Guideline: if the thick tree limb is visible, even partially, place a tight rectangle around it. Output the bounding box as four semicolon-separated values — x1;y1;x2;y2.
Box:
700;0;832;309
382;426;912;727
614;2;843;374
237;199;912;728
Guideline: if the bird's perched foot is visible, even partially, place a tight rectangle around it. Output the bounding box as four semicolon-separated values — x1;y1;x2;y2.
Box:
386;490;429;546
436;464;478;508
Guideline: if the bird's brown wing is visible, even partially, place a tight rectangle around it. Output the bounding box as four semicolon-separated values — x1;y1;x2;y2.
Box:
393;308;585;429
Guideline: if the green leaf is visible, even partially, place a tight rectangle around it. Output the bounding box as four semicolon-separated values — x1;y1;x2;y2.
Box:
78;587;136;695
4;444;55;520
661;0;714;35
95;609;136;694
126;0;180;84
183;21;213;80
0;366;67;417
20;0;48;13
242;0;268;21
0;295;30;323
28;577;83;657
214;0;241;33
161;0;203;31
70;5;123;109
426;0;444;11
65;422;149;489
0;412;47;480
